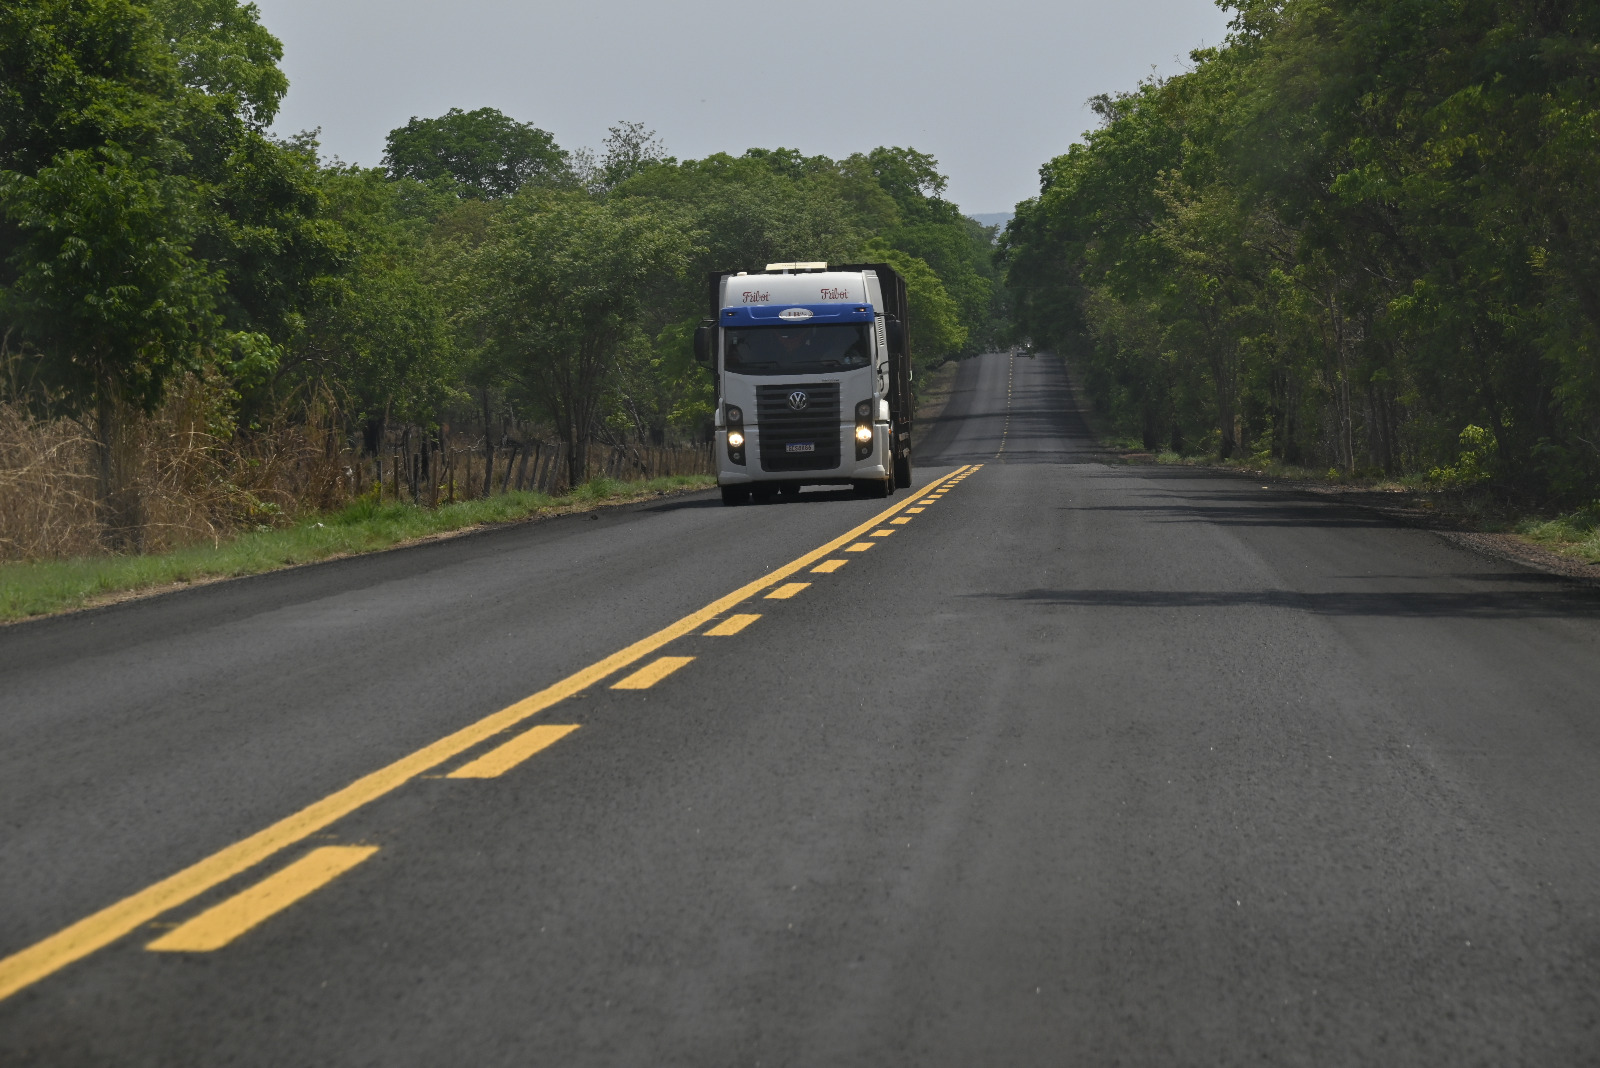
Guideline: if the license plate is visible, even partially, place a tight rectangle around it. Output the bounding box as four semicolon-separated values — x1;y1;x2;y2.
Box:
785;442;815;453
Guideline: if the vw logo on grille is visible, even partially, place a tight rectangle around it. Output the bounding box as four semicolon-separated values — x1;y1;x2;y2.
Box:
787;391;809;410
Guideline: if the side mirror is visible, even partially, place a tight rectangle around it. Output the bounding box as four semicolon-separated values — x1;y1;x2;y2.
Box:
693;320;715;364
885;317;905;351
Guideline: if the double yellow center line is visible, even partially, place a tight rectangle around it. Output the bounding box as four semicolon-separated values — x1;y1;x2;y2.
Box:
0;465;977;1002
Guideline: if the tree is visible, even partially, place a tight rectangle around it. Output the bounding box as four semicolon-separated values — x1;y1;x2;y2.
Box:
146;0;286;126
0;0;337;544
571;120;671;194
1;146;221;543
1002;0;1600;491
288;164;457;431
861;241;966;361
472;189;697;485
383;107;568;199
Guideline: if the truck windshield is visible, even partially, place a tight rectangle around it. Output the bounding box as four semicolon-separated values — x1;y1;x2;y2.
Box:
724;324;872;375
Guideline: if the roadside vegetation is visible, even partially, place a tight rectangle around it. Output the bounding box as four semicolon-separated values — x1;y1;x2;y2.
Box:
1518;508;1600;564
0;0;1004;566
0;474;713;622
909;359;962;451
1001;0;1600;516
1093;419;1600;566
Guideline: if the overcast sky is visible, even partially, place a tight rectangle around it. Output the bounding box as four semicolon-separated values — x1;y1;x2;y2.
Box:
252;0;1233;214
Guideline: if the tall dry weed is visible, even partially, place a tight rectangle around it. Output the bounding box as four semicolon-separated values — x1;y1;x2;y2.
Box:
0;377;357;562
0;404;101;559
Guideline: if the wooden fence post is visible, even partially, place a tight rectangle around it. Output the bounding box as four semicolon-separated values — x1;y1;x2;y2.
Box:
515;445;531;491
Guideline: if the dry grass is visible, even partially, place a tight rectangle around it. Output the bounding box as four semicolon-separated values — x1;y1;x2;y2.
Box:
0;404;99;559
0;375;715;565
0;378;355;562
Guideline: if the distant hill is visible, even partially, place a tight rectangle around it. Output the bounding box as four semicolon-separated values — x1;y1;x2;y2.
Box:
966;212;1014;229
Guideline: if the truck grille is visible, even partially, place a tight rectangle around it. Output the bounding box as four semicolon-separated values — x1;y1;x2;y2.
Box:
756;383;841;471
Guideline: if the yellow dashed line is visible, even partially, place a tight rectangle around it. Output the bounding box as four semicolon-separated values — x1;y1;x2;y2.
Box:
705;613;761;635
811;560;848;573
448;724;580;779
611;656;696;690
147;847;377;953
845;542;875;552
766;582;810;600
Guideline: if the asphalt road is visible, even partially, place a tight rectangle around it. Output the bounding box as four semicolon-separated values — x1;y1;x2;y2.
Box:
4;352;1600;1065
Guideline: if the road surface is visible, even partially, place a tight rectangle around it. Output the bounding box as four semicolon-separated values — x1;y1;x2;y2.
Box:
4;352;1600;1065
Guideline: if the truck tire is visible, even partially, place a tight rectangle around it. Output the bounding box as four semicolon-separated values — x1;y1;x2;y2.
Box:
894;451;912;490
720;485;750;506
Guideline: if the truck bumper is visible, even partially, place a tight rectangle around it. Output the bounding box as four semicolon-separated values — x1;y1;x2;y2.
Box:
716;424;889;484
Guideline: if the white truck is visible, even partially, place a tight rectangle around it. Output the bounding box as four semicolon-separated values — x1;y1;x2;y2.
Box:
693;262;914;505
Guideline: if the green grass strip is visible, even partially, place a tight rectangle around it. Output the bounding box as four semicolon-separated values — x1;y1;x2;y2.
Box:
1517;507;1600;564
0;475;715;624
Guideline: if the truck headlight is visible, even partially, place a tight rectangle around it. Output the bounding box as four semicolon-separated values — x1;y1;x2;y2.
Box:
725;405;743;423
728;430;745;448
854;425;873;443
855;400;872;421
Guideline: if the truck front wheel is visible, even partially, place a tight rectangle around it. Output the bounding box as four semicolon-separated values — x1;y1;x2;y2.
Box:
894;452;912;490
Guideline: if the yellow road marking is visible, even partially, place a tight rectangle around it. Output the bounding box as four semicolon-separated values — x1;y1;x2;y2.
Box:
844;542;875;552
0;464;971;1003
890;517;912;525
447;724;580;779
871;529;895;537
705;613;761;635
766;582;810;599
612;655;696;689
907;508;924;513
811;560;847;573
146;847;377;953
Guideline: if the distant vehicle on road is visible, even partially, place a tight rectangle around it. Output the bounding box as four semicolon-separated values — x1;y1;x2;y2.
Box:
694;263;914;505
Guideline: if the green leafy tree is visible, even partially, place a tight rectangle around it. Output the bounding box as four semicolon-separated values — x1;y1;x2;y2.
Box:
1004;0;1600;491
147;0;286;126
471;189;697;484
1;146;221;542
286;164;457;431
384;107;568;199
0;0;339;543
861;240;966;361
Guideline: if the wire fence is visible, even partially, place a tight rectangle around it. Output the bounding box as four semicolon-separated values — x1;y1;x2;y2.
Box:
0;389;714;561
362;435;714;506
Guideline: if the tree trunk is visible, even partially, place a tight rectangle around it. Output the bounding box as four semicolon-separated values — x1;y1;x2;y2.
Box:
514;445;531;491
93;391;144;551
481;388;496;496
502;443;519;494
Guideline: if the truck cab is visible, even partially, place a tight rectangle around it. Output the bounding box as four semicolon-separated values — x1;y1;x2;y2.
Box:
694;262;914;504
